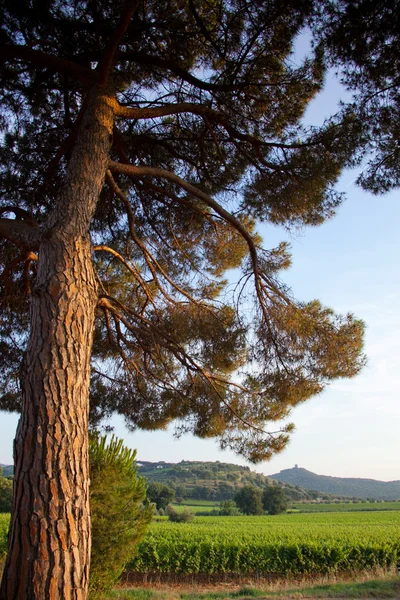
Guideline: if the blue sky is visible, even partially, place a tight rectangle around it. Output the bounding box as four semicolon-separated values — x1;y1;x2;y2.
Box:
1;64;399;482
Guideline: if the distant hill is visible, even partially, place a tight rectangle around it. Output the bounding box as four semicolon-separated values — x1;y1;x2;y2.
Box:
138;460;344;503
0;464;13;477
269;466;400;501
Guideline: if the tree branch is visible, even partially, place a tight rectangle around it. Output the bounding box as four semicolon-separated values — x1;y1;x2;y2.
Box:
115;101;314;157
93;244;143;284
0;44;93;82
97;0;140;87
107;170;204;307
36;99;88;200
0;218;42;250
0;206;39;228
108;160;257;250
117;52;251;92
108;160;290;315
97;294;271;436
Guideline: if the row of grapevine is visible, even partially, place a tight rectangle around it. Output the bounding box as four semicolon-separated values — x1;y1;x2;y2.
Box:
128;513;400;576
1;511;399;577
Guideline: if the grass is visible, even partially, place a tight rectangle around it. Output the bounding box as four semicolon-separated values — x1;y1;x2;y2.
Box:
108;576;400;600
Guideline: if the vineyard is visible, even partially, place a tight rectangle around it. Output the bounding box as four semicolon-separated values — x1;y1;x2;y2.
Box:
1;510;400;579
128;512;400;578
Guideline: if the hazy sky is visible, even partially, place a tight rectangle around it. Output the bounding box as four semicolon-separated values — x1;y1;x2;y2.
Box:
1;62;399;482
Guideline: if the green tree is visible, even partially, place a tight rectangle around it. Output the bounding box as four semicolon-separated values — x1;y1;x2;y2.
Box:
234;486;263;515
146;482;175;510
0;2;366;598
174;484;187;500
217;481;232;500
191;485;212;500
262;486;288;515
89;435;153;600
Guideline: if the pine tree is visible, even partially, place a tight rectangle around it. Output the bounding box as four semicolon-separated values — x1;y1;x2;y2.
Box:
89;435;153;599
314;0;400;193
0;2;366;598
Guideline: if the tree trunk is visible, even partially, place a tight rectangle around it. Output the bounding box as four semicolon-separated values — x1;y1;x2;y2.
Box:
0;89;115;600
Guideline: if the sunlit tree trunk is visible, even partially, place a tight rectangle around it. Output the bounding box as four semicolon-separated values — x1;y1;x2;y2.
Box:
0;89;115;600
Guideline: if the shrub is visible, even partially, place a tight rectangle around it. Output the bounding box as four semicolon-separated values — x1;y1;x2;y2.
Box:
219;500;238;515
89;435;154;599
166;505;194;523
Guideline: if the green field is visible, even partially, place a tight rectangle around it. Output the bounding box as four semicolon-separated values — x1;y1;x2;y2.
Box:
128;511;400;577
173;500;400;516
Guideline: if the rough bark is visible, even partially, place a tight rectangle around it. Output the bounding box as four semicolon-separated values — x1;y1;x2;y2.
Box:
0;89;115;600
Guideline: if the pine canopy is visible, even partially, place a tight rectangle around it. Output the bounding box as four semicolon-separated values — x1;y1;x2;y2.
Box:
0;0;366;462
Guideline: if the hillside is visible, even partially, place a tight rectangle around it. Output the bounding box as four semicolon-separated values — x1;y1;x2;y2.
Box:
269;466;400;501
138;460;343;503
4;459;396;501
0;464;13;477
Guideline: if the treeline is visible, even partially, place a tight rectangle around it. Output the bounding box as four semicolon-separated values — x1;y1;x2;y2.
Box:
0;468;12;513
0;465;13;478
139;461;347;504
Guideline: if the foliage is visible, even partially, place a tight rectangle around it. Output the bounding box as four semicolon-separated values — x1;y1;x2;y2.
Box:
89;435;154;599
147;483;175;510
234;486;263;515
0;0;367;464
166;505;194;523
262;486;288;515
128;512;400;576
219;500;238;516
0;467;13;479
313;0;400;195
0;471;12;514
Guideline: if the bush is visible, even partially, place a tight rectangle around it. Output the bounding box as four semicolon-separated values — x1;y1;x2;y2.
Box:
219;500;238;515
166;505;194;522
89;435;154;599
